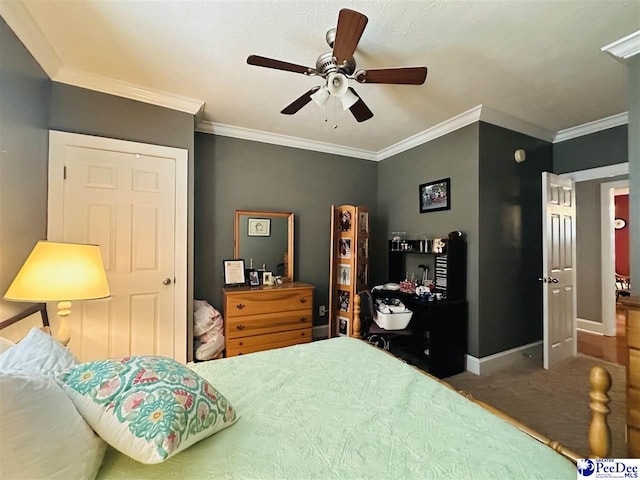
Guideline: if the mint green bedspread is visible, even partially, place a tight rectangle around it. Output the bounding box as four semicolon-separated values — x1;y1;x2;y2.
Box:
97;337;575;479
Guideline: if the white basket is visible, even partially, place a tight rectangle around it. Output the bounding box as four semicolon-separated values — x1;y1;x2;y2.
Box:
374;310;412;330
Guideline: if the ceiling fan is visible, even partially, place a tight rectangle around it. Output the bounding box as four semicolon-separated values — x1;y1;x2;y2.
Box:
247;8;427;123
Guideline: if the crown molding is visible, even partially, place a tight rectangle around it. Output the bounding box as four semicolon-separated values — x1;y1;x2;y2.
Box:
553;112;628;143
196;121;378;161
54;67;205;115
479;106;556;142
601;30;640;59
0;0;62;77
377;106;482;160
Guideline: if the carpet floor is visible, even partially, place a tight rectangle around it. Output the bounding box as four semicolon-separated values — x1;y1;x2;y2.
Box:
445;354;627;458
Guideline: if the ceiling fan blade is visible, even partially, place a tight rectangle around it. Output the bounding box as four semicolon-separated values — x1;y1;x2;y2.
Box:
356;67;428;85
332;9;368;66
247;55;315;75
347;88;374;123
281;87;321;115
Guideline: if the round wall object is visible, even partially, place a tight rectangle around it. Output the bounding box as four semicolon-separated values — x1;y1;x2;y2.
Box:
514;149;526;163
614;218;626;230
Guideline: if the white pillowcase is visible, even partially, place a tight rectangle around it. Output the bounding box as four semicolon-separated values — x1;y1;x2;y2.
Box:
0;372;106;480
0;337;15;354
0;327;77;375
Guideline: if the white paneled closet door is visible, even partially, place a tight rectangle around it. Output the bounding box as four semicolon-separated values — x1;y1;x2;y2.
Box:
48;131;188;362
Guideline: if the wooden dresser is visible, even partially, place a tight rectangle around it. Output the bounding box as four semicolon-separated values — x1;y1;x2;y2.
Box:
622;296;640;457
223;282;314;357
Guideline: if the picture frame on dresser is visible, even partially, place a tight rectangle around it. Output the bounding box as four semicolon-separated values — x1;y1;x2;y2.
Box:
223;259;246;286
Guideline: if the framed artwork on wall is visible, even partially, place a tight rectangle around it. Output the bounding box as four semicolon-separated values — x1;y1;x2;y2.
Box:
419;178;451;213
248;218;271;236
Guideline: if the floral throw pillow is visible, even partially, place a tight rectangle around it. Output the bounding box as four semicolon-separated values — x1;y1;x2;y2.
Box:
57;355;238;464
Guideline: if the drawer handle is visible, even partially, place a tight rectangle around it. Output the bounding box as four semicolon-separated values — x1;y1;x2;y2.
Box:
300;317;307;322
238;341;243;346
236;303;245;309
299;297;307;303
236;324;245;330
301;332;305;337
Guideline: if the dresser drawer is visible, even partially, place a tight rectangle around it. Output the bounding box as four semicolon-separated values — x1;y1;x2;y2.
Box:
226;332;311;357
226;309;312;339
628;387;640;429
628;426;640;459
225;288;313;317
227;328;310;350
630;349;640;389
628;309;640;349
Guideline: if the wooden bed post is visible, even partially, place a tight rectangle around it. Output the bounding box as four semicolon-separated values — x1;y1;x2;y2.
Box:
589;365;612;458
352;293;361;338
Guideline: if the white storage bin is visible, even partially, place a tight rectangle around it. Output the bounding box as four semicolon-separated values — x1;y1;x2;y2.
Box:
374;309;412;330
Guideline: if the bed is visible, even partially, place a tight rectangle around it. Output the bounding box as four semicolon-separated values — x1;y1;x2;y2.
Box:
0;303;612;480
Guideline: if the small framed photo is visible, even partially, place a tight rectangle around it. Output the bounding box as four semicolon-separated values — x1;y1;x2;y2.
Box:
338;316;350;337
339;238;351;259
248;218;271;236
358;238;368;259
358;211;368;233
223;259;246;286
357;264;367;286
419;177;451;213
337;290;350;312
262;271;273;285
338;264;351;286
248;270;260;286
339;211;352;232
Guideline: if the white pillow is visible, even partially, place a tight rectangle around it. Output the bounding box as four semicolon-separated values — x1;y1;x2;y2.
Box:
0;327;77;375
0;337;15;354
58;355;239;464
0;372;106;479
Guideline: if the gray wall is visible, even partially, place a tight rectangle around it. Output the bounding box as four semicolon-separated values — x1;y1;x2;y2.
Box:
553;125;628;174
193;133;378;323
49;83;196;358
478;123;552;357
629;56;639;295
377;125;481;356
0;18;50;317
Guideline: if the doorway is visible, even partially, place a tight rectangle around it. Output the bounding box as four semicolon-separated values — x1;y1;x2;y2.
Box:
560;164;629;366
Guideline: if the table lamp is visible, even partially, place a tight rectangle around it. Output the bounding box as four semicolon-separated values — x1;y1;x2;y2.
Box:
4;241;110;346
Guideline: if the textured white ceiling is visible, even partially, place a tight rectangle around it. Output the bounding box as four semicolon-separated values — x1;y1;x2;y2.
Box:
15;0;640;152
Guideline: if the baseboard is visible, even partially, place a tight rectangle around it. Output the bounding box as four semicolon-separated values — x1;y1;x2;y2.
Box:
465;341;543;375
312;324;329;340
577;318;605;335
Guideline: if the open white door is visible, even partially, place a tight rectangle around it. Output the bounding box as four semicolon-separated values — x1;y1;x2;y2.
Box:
48;131;188;363
541;172;577;369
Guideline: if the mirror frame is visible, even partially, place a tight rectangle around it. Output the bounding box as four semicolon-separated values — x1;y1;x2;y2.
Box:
234;210;294;283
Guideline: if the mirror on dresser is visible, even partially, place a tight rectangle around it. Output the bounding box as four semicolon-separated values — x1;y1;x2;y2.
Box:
234;210;294;282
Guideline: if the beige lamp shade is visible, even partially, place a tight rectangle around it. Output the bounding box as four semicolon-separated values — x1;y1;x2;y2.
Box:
4;241;110;302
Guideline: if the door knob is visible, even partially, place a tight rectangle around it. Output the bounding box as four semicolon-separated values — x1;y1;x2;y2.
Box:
538;277;559;283
162;277;172;285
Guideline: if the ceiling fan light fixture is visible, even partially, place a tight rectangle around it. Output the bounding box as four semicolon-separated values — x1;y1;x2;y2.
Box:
310;86;330;108
339;89;359;111
327;72;348;97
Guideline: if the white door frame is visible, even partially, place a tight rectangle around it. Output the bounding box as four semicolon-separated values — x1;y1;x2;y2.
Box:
47;130;189;360
559;162;629;337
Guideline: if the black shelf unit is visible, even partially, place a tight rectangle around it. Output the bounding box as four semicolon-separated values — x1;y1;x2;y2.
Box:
379;232;468;378
387;232;466;301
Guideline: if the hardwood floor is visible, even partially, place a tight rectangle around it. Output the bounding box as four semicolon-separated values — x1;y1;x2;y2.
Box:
577;307;628;367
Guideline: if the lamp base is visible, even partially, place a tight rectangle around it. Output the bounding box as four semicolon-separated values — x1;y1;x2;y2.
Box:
55;301;72;346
